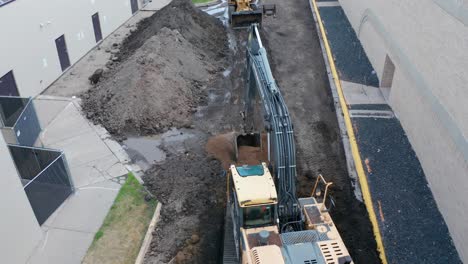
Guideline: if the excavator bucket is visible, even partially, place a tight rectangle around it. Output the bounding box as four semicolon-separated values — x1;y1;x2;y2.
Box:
230;9;263;29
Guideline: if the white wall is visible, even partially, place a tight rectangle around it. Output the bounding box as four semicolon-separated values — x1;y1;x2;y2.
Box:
339;0;468;261
0;133;43;263
0;0;135;96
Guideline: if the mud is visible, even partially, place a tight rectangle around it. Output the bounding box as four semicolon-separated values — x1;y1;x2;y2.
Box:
82;0;228;138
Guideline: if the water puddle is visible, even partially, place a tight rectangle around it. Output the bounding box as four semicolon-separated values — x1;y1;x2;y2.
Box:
224;91;231;103
123;128;197;171
223;67;232;77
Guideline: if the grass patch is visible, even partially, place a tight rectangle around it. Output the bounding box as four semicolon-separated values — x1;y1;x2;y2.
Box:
83;173;157;264
192;0;214;4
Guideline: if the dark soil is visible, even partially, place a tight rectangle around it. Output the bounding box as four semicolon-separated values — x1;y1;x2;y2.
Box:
120;0;227;63
81;0;228;139
141;26;247;262
143;141;225;263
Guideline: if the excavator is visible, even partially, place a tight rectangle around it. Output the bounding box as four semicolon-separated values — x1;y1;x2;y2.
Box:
228;0;276;28
222;25;354;264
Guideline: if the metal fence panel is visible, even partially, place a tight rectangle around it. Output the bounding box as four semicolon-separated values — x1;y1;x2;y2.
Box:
23;155;74;225
8;145;74;225
0;96;41;146
9;145;61;180
0;96;28;127
14;100;41;146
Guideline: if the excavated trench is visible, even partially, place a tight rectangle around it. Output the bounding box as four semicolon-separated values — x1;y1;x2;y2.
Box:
81;0;380;263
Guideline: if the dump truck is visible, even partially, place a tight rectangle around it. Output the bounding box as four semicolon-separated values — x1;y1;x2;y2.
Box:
222;24;353;264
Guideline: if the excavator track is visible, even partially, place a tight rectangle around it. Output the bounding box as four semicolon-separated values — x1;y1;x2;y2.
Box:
222;203;238;264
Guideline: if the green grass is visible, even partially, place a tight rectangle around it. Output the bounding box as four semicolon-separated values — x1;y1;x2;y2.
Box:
84;173;157;264
192;0;214;4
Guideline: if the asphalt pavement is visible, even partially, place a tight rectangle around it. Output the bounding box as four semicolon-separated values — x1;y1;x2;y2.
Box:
315;2;462;263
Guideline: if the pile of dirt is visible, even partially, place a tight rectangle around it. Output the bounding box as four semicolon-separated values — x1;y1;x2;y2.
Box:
205;133;236;169
120;0;226;62
206;133;269;169
82;0;228;138
143;150;225;264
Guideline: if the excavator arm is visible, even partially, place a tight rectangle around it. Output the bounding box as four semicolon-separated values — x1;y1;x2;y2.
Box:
244;24;302;231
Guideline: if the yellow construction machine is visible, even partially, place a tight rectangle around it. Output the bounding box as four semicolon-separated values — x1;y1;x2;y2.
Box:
224;162;353;264
222;25;353;264
228;0;276;28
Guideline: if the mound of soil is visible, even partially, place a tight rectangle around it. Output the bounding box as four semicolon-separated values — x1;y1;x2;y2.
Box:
82;0;228;138
121;0;226;62
205;133;236;169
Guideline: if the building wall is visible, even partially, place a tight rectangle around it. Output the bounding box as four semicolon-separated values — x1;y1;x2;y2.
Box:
0;0;137;96
339;0;468;261
0;133;43;263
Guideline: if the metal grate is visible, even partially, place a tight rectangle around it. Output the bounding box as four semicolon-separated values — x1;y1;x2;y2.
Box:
281;230;322;245
299;197;317;207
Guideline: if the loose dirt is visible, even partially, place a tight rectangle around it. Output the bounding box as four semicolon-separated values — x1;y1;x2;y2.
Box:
206;133;269;169
143;141;225;263
82;0;228;138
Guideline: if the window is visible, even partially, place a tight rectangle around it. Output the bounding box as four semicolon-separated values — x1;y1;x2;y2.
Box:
243;204;275;228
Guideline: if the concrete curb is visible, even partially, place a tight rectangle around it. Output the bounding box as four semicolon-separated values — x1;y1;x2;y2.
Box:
135;202;162;264
306;1;361;200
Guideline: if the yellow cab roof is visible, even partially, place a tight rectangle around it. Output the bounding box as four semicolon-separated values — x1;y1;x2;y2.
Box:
231;162;277;207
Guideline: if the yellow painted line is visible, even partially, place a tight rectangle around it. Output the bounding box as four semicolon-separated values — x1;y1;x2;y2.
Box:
310;1;388;263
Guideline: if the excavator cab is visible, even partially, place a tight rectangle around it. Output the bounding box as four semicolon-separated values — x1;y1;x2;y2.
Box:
225;163;283;263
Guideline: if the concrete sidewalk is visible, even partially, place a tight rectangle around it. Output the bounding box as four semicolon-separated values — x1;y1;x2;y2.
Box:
312;1;462;263
26;96;140;264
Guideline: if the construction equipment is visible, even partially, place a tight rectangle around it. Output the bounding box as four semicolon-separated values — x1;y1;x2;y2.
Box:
228;0;276;28
222;25;353;264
